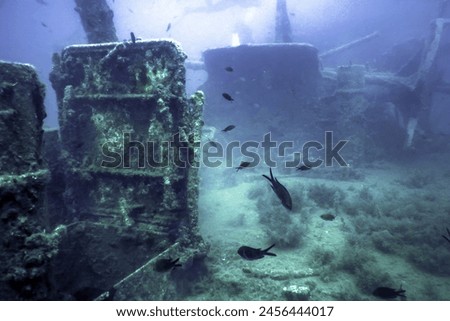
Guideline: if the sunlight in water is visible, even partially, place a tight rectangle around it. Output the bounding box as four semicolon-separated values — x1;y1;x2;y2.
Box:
231;33;241;46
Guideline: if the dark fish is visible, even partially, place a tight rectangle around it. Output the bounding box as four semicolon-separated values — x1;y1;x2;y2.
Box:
238;244;276;260
128;8;134;13
36;0;48;5
166;23;171;32
297;165;311;171
225;66;234;72
40;22;48;28
236;161;251;172
206;139;219;148
222;93;234;101
262;168;293;210
130;32;136;44
222;125;235;132
442;227;450;244
154;257;181;272
320;213;336;221
372;286;406;300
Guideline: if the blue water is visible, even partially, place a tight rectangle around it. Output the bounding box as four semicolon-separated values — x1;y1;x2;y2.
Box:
1;0;449;301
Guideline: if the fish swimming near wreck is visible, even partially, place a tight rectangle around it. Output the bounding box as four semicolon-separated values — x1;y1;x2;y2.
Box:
206;139;219;148
238;244;276;260
262;168;293;210
153;257;182;272
236;161;251;171
222;93;234;101
320;213;336;221
225;66;234;72
372;286;406;300
222;125;235;132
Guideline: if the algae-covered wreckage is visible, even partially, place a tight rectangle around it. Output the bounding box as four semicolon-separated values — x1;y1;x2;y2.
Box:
49;40;208;300
0;62;56;300
1;40;208;300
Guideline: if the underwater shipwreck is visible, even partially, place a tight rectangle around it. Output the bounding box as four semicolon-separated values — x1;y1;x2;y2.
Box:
1;0;450;300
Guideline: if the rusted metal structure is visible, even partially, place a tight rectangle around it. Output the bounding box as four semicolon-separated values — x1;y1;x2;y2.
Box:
74;0;118;43
0;61;57;300
49;40;207;300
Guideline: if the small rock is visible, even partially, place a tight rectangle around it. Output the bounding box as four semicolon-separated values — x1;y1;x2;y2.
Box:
282;285;310;301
